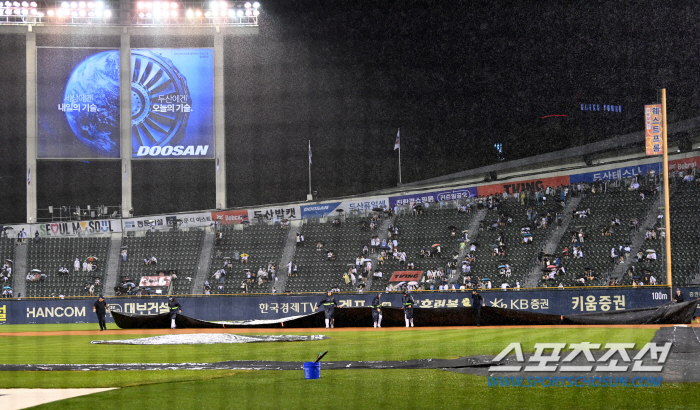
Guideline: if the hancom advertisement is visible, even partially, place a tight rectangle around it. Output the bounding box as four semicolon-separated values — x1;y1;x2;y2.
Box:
131;48;214;159
36;48;121;159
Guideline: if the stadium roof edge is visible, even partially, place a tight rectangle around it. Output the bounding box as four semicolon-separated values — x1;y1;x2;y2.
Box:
398;115;700;190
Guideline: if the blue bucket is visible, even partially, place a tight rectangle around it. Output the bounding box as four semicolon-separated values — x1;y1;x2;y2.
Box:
303;362;321;379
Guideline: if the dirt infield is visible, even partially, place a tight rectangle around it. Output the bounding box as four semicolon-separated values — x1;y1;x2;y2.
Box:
0;323;694;337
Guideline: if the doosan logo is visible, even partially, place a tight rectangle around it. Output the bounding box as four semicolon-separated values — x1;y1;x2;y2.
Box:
136;145;209;156
305;205;332;211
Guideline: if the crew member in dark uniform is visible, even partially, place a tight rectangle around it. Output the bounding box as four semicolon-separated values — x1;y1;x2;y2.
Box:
315;290;340;328
371;293;382;328
402;290;415;327
472;289;485;326
92;295;110;331
168;296;182;329
674;289;684;303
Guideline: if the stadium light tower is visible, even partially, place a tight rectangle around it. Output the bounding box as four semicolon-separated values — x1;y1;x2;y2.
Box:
0;0;260;26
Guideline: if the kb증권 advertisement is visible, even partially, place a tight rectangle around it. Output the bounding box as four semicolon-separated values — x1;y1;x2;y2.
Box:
130;48;214;159
36;47;121;159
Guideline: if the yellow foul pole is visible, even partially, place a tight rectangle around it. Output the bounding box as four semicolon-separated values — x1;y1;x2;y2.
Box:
661;89;672;298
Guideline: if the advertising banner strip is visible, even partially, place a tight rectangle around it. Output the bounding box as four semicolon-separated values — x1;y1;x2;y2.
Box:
569;163;660;184
300;202;342;219
477;176;570;197
337;197;390;213
389;187;477;208
645;104;663;156
6;220;122;237
248;205;302;221
211;209;249;225
668;156;700;172
389;271;424;282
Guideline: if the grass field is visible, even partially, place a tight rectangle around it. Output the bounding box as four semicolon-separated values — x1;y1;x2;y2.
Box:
1;324;699;409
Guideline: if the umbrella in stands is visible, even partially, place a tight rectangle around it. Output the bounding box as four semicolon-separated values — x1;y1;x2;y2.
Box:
31;269;41;273
498;265;508;269
448;225;458;230
547;265;557;269
2;286;11;289
481;278;491;282
336;209;344;213
432;244;441;247
5;259;12;263
647;249;656;253
372;207;383;212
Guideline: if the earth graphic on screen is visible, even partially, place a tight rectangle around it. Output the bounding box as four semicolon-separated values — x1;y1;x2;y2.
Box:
64;50;120;156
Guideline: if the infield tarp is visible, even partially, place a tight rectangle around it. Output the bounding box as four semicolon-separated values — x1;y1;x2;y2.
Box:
112;300;698;329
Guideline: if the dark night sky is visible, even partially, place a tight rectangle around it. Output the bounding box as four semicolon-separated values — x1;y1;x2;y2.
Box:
0;0;699;222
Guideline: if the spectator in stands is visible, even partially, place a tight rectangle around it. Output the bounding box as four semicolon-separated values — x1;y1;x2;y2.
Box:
143;257;150;265
649;275;657;285
215;231;223;245
34;230;39;243
74;258;80;272
215;249;222;259
241;253;249;263
647;251;657;262
151;256;158;265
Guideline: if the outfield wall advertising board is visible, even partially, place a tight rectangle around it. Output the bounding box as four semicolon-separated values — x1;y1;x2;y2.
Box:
1;288;695;324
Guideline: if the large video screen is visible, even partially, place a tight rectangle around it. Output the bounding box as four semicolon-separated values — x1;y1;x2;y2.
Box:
36;48;121;159
131;48;214;159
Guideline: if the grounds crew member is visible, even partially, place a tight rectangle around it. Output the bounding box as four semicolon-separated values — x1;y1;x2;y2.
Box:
371;293;383;328
401;290;415;327
472;289;484;326
168;296;182;329
92;294;110;331
315;290;340;328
